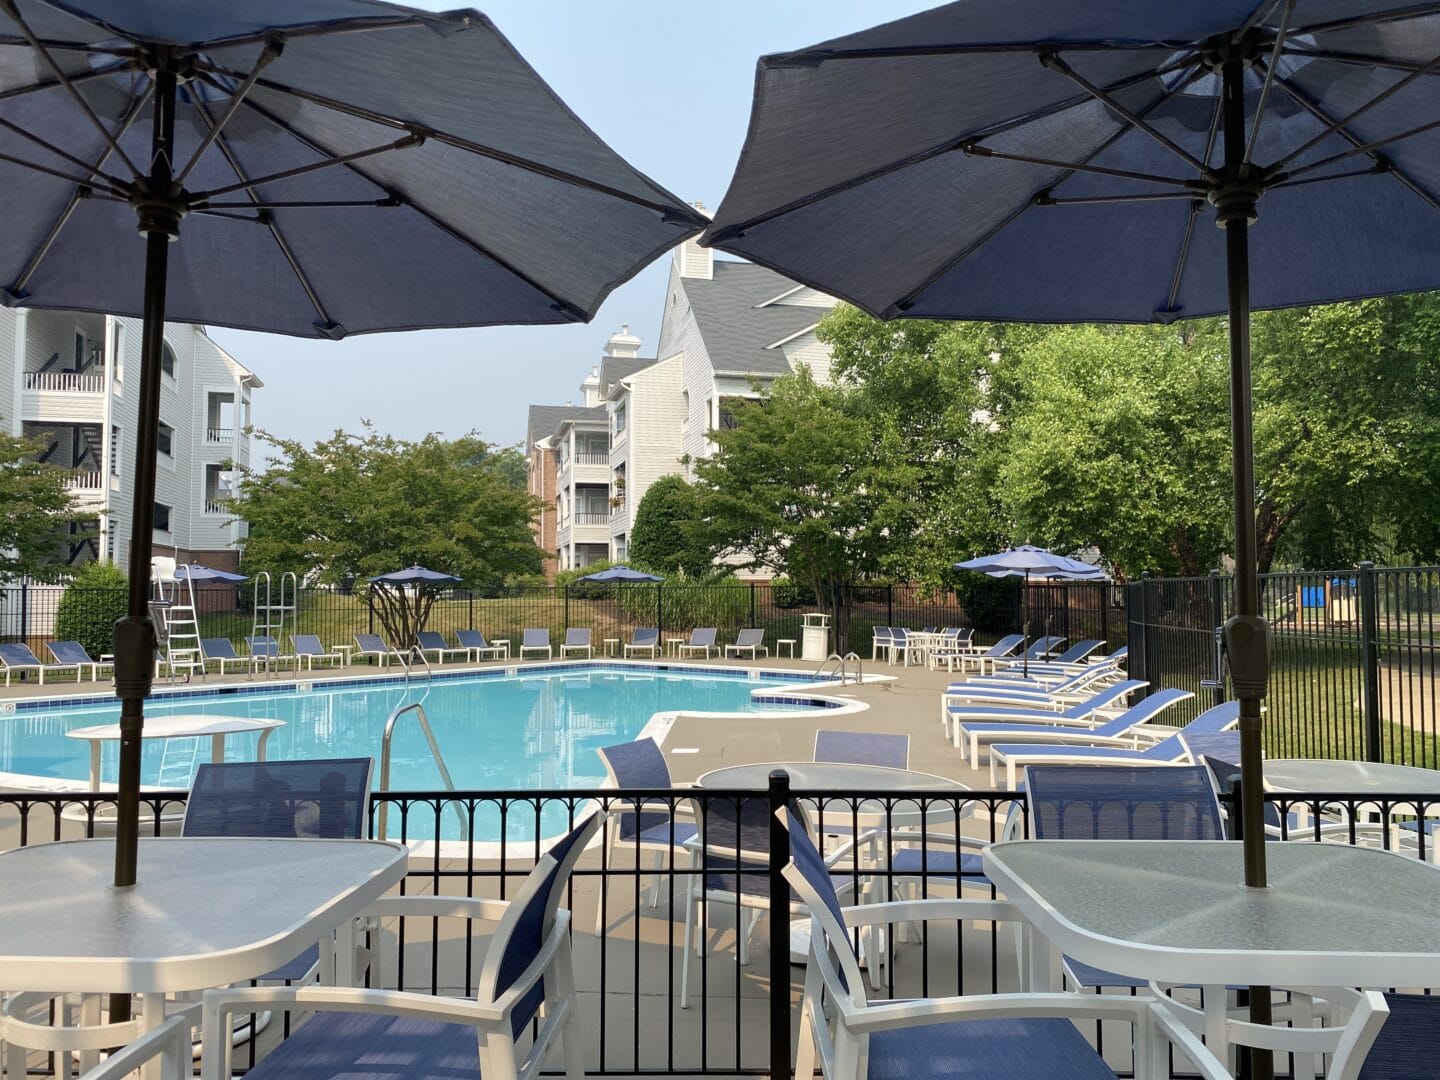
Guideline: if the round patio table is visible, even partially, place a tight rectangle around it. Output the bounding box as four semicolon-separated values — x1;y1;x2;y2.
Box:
1264;758;1440;794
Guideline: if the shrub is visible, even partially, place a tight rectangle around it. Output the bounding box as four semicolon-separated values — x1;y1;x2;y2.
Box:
54;560;128;659
949;570;1019;634
770;576;816;609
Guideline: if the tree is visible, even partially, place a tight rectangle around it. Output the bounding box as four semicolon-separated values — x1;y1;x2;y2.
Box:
0;425;90;581
629;475;712;578
230;424;543;590
689;368;912;649
54;560;128;658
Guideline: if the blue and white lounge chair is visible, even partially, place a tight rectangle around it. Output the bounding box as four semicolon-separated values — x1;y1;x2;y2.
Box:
870;626;894;662
519;627;552;660
0;642;62;684
199;814;600;1080
414;630;468;664
989;635;1065;670
199;637;256;676
560;627;593;658
248;635;296;669
594;737;697;933
989;697;1240;789
949;680;1148;757
457;629;507;661
813;730;909;770
943;663;1125;716
353;632;405;666
47;641;113;682
291;634;344;669
780;809;1234;1080
676;627;719;659
947;633;1025;674
624;627;660;658
725;628;768;658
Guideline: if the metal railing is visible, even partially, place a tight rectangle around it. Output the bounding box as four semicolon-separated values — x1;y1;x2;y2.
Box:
376;701;465;841
23;371;103;393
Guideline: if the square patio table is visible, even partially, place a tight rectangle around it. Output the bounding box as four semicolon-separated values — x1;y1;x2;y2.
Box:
983;839;1440;991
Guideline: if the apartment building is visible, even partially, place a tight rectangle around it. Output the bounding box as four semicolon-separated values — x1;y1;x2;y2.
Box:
0;307;261;573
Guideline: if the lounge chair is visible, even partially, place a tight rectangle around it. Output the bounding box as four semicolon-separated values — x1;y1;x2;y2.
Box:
780;809;1236;1080
456;628;507;661
623;627;660;658
989;697;1240;789
415;630;468;664
0;642;62;685
676;627;719;659
291;634;344;669
560;627;593;658
813;730;909;770
198;815;601;1080
247;635;296;670
594;738;697;933
725;628;768;659
942;663;1126;716
352;632;405;666
948;680;1147;756
944;632;1024;674
47;640;113;682
991;635;1065;671
519;627;552;660
202;637;259;676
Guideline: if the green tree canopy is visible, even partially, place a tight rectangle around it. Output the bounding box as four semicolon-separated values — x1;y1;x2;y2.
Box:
0;424;89;582
629;474;712;578
230;424;542;591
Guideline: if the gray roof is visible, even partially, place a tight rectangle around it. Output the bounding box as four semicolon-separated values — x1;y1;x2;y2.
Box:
600;356;655;395
526;403;606;446
681;260;832;376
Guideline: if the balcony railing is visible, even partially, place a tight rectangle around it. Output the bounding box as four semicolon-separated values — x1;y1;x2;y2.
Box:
204;499;229;515
206;427;234;443
25;371;103;393
575;511;608;525
576;452;608;465
63;469;103;492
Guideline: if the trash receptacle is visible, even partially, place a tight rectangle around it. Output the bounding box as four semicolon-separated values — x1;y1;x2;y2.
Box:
801;612;831;662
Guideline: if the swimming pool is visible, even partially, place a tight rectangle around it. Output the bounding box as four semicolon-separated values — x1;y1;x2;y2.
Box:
0;663;847;843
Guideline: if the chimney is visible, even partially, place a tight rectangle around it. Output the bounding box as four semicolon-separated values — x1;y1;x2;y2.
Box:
603;323;642;359
580;364;602;407
677;200;713;281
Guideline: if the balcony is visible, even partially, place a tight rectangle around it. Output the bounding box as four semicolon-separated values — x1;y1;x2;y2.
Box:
575;511;608;526
204;500;229;515
576;451;608;465
22;372;104;423
25;372;103;393
206;427;234;443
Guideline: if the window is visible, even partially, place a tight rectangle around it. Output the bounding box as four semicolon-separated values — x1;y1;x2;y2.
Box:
109;426;120;476
156;422;174;457
73;331;85;369
161;343;176;378
613;406;627;434
153;502;171;533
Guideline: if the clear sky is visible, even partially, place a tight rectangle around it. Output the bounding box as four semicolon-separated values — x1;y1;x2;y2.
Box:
206;1;935;453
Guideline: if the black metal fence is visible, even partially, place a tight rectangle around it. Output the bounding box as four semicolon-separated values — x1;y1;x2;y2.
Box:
0;579;1123;669
1128;563;1440;766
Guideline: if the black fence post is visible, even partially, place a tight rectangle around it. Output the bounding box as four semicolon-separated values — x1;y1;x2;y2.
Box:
563;584;570;631
750;582;757;629
1209;569;1229;708
1061;583;1071;645
19;580;28;645
768;768;792;1080
1100;584;1110;647
1128;574;1150;694
1359;560;1383;763
886;584;893;628
468;590;474;631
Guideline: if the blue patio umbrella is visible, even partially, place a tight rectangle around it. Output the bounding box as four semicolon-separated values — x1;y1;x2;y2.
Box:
954;546;1105;674
576;565;665;583
173;564;247;584
705;0;1440;923
0;0;705;898
368;565;462;586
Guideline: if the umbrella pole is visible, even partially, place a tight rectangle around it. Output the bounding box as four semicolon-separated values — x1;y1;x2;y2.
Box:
1219;47;1274;1080
109;62;180;1024
1021;570;1029;677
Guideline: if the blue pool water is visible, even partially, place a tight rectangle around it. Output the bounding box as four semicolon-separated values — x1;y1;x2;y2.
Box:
1;665;833;842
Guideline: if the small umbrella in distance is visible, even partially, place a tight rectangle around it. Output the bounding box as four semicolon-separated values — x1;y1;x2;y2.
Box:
576;566;665;583
367;566;462;650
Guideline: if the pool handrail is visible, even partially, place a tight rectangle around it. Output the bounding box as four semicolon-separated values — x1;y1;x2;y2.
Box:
376;700;466;841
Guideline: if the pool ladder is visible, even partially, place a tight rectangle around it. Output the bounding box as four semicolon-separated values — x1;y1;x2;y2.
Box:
815;652;863;686
376;701;469;841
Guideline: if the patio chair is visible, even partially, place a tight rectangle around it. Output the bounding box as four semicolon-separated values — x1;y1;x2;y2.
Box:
623;627;660;658
989;697;1240;790
519;627;553;660
457;628;507;661
291;634;344;670
870;625;894;662
560;627;593;659
352;632;405;666
0;642;63;685
198;814;600;1080
813;730;910;770
780;808;1236;1080
991;635;1066;671
676;627;719;659
965;656;1125;692
414;630;468;664
725;628;768;659
943;663;1128;717
957;686;1191;767
925;627;976;667
46;641;113;682
947;680;1147;755
594;737;697;934
945;632;1025;674
247;635;296;669
887;627;914;665
198;637;253;677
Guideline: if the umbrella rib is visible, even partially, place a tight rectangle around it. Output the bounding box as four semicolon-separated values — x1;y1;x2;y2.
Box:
961;147;1199;189
1282;46;1440;75
8;82;151;299
0;0;140;177
1293;1;1440;36
187;133;422;202
0;112;130;189
174;41;281;187
194;62;701;221
0;59;132;103
199;198;400;210
705;56;1200;244
232;92;592;321
1281;114;1440;180
1243;0;1296;167
764;40;1199;65
1266;50;1440;173
1265;64;1440;211
1161;91;1222;316
0;148;126;193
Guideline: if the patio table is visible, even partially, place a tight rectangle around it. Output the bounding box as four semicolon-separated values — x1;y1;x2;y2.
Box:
1264;757;1440;858
66;714;286;791
0;836;406;1076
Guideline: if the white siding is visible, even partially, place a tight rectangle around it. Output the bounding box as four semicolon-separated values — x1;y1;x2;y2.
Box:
655;262;720;474
0;309;16;434
774;286;833;308
779;330;834;385
616;355;686;534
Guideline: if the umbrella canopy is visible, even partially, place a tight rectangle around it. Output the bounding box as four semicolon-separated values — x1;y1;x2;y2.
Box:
707;1;1440;919
173;563;247;583
368;565;462;586
954;545;1106;581
576;565;664;583
0;0;704;899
